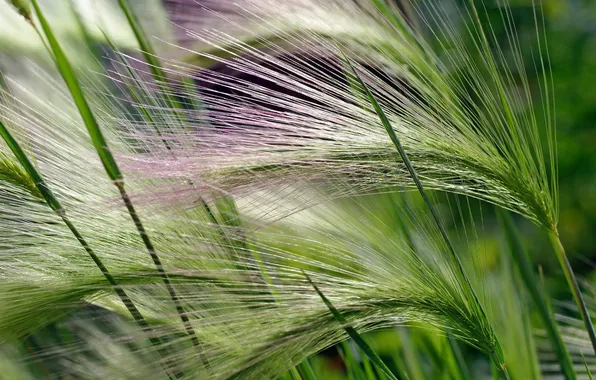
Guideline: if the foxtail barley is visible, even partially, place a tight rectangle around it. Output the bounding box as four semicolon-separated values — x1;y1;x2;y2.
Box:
0;0;591;379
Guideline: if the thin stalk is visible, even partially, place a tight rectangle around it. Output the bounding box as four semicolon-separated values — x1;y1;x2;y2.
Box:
115;183;202;351
112;6;277;371
416;336;448;379
297;360;318;380
112;1;260;275
582;352;593;380
303;271;399;380
489;351;508;380
28;0;202;356
116;0;168;83
498;210;576;380
467;0;590;361
289;367;303;380
361;350;377;380
490;359;500;380
446;334;472;380
472;0;594;364
29;1;120;181
396;327;423;380
0;119;177;379
341;53;509;379
115;0;187;118
113;0;274;304
548;230;596;354
340;341;367;380
395;195;474;380
69;0;101;61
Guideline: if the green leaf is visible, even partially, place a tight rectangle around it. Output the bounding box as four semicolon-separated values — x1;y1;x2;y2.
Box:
303;270;398;380
30;0;122;182
0;120;61;211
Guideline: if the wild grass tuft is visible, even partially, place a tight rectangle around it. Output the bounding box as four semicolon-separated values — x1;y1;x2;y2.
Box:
0;0;591;379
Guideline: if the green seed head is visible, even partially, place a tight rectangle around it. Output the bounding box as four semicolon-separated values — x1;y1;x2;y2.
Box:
8;0;32;22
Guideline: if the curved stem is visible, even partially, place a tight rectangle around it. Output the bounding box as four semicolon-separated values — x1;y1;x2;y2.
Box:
490;350;511;380
549;230;596;354
28;0;205;362
0;119;178;379
498;211;576;379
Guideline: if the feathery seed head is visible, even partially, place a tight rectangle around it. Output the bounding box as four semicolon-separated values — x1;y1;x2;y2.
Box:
0;0;562;378
118;0;558;231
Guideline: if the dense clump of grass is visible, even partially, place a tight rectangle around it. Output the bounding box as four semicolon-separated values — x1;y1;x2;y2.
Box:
0;0;592;379
29;0;202;359
145;0;593;357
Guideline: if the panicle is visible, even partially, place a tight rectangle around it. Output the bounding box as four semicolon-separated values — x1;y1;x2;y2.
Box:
0;0;560;378
118;0;558;230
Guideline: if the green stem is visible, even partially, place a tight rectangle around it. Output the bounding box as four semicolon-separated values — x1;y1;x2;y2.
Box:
28;0;203;361
498;210;576;380
289;367;303;380
115;1;270;303
341;52;508;377
341;51;479;313
489;350;511;380
297;360;318;380
116;0;187;115
116;183;206;359
303;271;398;380
0;119;178;379
396;328;422;380
582;352;594;380
548;230;596;354
113;0;259;279
447;334;472;380
116;0;167;83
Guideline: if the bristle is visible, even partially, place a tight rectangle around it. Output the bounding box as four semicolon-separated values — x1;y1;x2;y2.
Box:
0;0;570;379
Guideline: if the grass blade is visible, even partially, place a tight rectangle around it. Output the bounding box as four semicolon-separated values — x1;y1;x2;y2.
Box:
289;367;303;380
447;334;472;380
340;51;509;379
116;0;186;115
297;360;318;380
582;352;593;380
0;117;178;378
395;328;422;380
340;341;366;380
303;271;398;380
114;0;275;304
498;210;576;380
467;0;593;357
116;0;167;83
28;0;202;357
29;0;120;182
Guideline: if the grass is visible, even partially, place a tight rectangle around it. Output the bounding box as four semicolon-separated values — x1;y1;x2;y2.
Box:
0;90;177;378
29;0;202;357
304;270;397;380
0;0;594;379
342;50;508;378
498;210;576;380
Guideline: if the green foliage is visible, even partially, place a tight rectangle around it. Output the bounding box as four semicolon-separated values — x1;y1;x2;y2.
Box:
0;0;594;379
499;210;575;380
30;0;122;182
304;270;397;380
0;151;41;200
